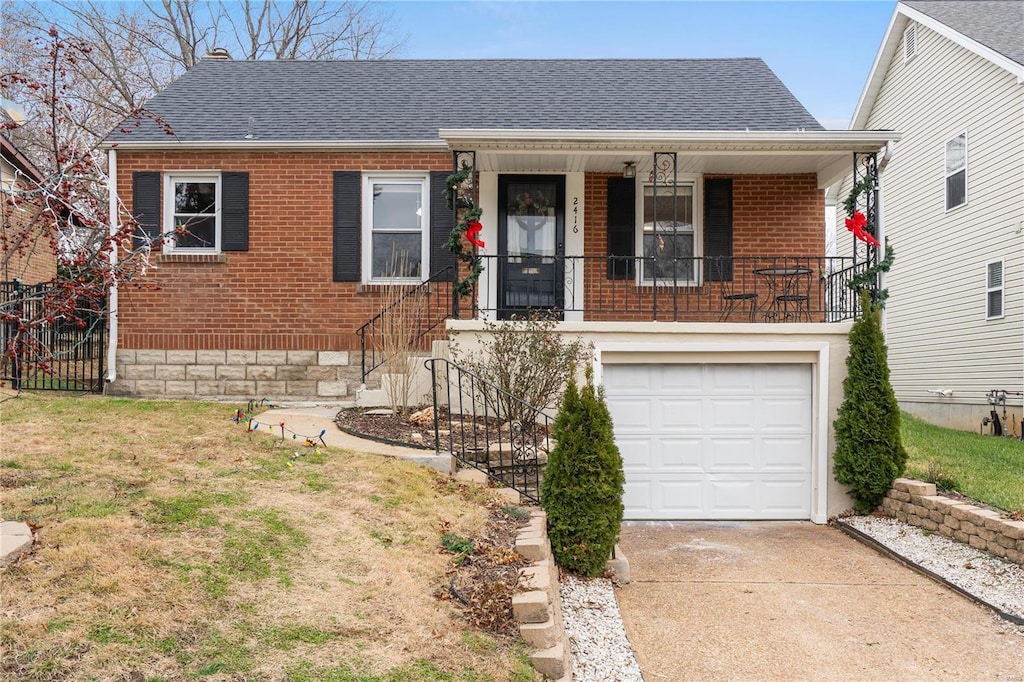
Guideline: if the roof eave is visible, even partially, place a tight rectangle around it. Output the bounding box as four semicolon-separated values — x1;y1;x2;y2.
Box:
439;128;900;153
99;139;449;152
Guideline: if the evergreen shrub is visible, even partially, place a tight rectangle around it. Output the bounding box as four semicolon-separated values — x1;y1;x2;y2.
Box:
834;291;908;514
540;367;625;576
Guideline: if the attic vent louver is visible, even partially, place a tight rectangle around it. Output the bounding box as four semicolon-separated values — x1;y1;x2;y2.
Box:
204;47;232;61
904;23;917;62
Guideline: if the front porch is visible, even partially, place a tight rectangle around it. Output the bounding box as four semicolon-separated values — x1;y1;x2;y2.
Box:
473;254;866;323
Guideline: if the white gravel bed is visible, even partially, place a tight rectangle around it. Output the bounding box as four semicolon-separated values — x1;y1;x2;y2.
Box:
844;515;1024;621
560;574;644;682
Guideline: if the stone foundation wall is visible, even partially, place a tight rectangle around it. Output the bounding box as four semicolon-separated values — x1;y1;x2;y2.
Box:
108;349;362;400
882;478;1024;566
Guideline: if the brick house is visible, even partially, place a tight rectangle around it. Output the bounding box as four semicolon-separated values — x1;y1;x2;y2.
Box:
104;58;898;522
2;135;56;283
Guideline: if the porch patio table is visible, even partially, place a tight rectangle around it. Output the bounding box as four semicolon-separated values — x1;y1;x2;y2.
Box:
753;266;813;321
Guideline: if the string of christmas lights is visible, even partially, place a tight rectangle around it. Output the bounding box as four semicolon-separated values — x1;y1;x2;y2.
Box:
231;398;328;448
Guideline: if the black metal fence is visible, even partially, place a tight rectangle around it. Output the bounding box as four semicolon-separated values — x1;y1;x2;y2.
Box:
357;266;457;382
426;357;550;503
1;280;106;392
475;255;870;322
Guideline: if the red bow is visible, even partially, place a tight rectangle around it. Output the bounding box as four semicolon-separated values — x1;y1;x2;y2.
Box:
845;211;879;247
466;220;485;248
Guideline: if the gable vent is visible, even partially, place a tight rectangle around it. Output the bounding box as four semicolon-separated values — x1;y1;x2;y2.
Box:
904;23;917;62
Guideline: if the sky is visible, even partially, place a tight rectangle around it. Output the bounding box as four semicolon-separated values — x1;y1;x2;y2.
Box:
381;1;898;129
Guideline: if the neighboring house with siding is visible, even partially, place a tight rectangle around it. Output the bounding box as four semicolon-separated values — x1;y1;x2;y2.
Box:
839;0;1024;434
103;57;899;522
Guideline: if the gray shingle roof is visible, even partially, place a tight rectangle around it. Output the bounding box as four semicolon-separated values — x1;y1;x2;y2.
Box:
107;58;824;144
903;0;1024;65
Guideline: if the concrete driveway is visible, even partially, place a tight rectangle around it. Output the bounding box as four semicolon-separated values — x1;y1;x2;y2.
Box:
616;522;1024;681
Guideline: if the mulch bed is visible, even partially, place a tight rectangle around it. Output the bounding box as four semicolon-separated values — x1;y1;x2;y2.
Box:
335;406;551;455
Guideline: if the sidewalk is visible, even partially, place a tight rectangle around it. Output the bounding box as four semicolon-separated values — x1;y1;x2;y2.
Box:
255;406;454;474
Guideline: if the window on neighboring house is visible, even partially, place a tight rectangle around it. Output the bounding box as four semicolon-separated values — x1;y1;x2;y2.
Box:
987;260;1004;319
904;23;917;62
164;174;220;251
640;181;696;283
363;174;428;281
945;132;967;210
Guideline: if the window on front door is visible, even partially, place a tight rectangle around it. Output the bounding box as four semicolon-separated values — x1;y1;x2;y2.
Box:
363;175;428;282
641;182;696;283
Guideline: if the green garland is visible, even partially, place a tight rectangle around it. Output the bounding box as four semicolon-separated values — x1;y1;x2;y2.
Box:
844;169;893;307
444;163;484;297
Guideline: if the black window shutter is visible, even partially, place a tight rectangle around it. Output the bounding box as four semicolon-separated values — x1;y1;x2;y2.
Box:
429;171;456;276
221;172;249;251
132;172;160;250
333;171;361;282
606;177;635;279
704;178;733;281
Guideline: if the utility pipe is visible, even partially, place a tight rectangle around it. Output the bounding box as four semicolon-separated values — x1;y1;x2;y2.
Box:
105;148;118;385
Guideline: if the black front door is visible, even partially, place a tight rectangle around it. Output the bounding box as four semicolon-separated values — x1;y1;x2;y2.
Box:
497;175;565;320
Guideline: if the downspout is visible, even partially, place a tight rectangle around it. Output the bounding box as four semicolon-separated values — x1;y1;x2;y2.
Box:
875;142;894;334
105;148;118;384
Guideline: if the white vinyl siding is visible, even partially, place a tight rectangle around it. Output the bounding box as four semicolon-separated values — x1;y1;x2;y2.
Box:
851;20;1024;410
986;260;1004;319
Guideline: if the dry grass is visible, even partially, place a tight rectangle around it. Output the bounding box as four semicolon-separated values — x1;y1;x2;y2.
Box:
0;393;538;682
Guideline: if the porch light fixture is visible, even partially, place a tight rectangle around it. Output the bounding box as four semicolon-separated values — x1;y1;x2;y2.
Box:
622;162;636;179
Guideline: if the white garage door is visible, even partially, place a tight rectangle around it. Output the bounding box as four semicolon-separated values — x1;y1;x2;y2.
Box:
604;363;813;520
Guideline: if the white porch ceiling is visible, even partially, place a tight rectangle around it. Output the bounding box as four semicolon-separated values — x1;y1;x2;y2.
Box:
443;129;900;189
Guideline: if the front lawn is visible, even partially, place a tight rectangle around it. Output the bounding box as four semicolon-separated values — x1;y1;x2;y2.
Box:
901;412;1024;513
0;393;537;681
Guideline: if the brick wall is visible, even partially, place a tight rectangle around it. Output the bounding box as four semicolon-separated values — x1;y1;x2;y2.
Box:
115;150;452;354
112;153;826;399
882;478;1024;566
1;184;58;283
582;172;825;321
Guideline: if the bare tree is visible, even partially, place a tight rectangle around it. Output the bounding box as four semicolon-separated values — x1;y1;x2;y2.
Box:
1;0;404;164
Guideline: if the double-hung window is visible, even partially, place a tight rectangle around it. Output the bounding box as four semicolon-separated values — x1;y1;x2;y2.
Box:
986;260;1004;319
363;174;428;282
640;181;696;283
945;132;967;211
164;174;220;252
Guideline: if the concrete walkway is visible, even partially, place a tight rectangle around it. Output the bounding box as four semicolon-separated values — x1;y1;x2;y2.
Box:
616;521;1024;681
256;406;453;474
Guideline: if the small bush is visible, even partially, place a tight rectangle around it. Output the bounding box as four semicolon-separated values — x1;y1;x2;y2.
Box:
541;367;624;576
834;291;908;514
451;312;589;425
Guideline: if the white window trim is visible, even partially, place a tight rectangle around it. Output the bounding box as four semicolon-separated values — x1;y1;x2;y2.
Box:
986;258;1004;320
635;174;702;287
903;23;917;63
944;130;968;213
163;172;222;253
361;172;430;284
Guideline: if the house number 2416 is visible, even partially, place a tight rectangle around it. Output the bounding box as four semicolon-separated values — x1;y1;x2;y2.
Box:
572;197;579;233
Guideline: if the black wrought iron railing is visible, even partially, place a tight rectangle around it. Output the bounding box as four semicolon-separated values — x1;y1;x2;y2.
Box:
356;266;457;382
425;357;551;504
475;255;870;322
1;280;106;392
